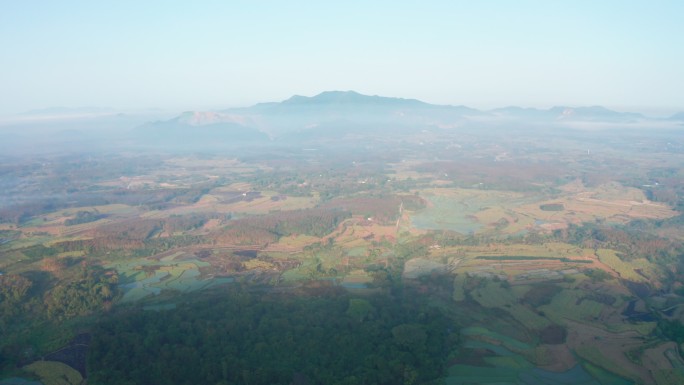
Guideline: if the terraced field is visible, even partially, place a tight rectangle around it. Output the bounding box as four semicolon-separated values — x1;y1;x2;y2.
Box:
445;326;632;385
112;257;234;303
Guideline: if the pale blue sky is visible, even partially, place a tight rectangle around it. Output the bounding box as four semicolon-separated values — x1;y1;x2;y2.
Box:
1;1;682;115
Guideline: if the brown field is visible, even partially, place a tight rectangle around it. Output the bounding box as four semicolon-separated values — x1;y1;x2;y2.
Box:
426;242;661;288
333;219;398;247
565;319;657;383
408;182;675;236
138;192;319;219
215;182;255;191
267;234;321;252
18;204;142;238
515;182;676;228
536;344;577;372
220;194;319;214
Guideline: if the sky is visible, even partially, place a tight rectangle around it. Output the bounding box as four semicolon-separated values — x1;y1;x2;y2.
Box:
1;1;683;116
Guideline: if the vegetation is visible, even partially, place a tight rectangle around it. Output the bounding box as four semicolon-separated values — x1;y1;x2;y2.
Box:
523;284;562;307
476;255;592;263
0;274;33;304
44;267;118;321
539;203;564;211
1;124;684;385
584;268;612;282
88;288;456;385
658;319;684;344
23;361;83;385
64;210;106;226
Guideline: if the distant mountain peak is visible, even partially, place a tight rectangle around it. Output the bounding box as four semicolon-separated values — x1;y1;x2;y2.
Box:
280;90;428;107
550;106;644;121
175;111;250;126
316;90;362;98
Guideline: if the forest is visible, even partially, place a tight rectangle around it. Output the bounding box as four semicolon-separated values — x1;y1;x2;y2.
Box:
87;286;455;385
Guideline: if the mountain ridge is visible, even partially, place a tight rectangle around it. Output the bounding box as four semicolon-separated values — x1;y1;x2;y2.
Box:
221;90;655;122
132;91;680;143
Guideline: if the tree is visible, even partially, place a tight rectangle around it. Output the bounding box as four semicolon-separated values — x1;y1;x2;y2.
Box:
346;298;374;322
391;324;427;351
44;268;118;320
0;274;32;304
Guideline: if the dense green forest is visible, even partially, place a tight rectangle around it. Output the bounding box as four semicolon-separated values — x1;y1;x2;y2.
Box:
88;286;457;385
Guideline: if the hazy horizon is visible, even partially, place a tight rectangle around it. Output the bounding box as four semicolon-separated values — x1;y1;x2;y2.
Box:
1;90;682;120
1;1;683;116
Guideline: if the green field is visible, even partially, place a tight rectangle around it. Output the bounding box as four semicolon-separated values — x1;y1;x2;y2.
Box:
411;192;490;233
22;361;82;385
596;249;656;281
449;327;631;385
539;289;604;323
111;258;232;302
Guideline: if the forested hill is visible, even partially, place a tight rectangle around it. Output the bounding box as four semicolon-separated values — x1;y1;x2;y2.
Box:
88;286;456;385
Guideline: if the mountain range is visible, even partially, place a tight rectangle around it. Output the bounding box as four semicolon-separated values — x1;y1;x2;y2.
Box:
134;91;681;145
1;91;681;153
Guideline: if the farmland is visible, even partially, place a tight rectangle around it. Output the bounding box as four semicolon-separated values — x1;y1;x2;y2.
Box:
1;125;684;385
411;184;675;236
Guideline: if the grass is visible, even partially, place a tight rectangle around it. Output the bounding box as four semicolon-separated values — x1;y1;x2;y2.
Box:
444;242;590;260
471;281;518;308
595;249;656;282
160;251;186;262
582;362;633;385
219;194;319;215
280;268;310;282
345;246;367;257
462;340;517;356
243;259;275;270
605;321;657;335
411;188;519;233
477;255;592;263
651;369;684;385
114;259;217;302
335;269;373;289
484;355;532;369
23;361;83;385
470;281;551;329
575;346;637;382
274;234;320;249
539;290;604;323
452;275;466;301
461;327;533;351
507;306;551;330
333;221;397;248
446;365;520;384
403;257;447;279
472;205;536;234
448;342;618;385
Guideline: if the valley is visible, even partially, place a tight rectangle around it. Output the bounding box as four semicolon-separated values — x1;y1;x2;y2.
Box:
1;93;684;384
